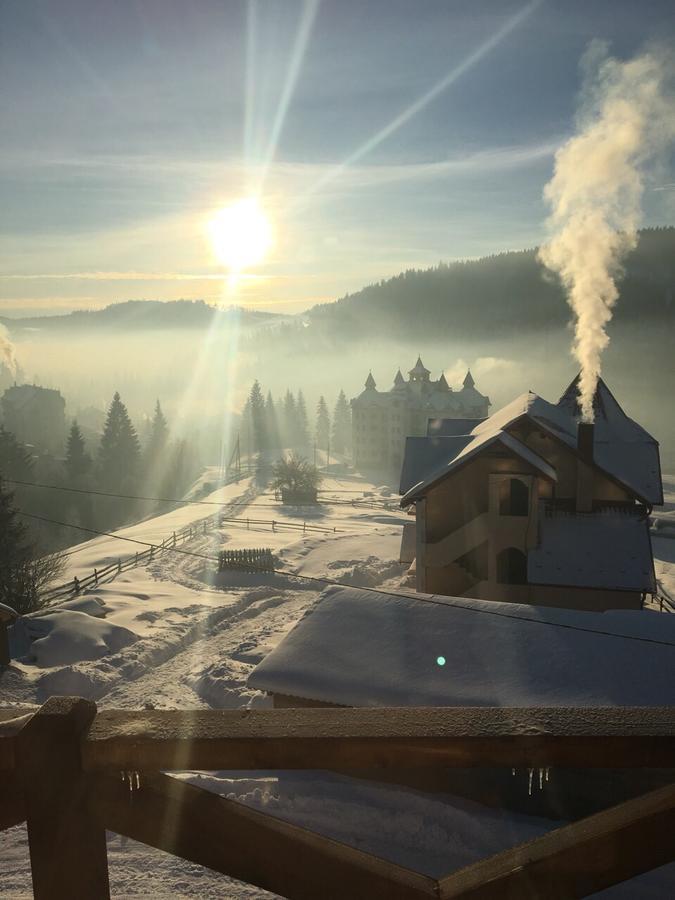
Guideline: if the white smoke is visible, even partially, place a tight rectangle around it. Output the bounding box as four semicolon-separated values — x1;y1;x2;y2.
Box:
0;325;18;377
539;44;675;422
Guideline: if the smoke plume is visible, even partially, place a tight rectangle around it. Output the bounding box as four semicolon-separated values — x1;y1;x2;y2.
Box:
0;325;18;377
539;44;675;422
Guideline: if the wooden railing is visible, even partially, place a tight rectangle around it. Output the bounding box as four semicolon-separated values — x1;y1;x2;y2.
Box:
2;699;675;899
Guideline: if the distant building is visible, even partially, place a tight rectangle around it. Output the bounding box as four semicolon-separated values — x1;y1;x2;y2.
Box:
350;357;489;479
1;384;66;453
399;376;662;612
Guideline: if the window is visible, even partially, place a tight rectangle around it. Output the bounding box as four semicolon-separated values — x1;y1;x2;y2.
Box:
499;477;529;516
496;548;528;584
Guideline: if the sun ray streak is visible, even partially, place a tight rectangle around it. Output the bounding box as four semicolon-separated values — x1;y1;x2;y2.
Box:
298;0;542;203
255;0;321;192
243;0;259;167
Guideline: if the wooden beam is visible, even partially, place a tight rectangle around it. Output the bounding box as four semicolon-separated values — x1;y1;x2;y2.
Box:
82;706;675;772
90;772;437;900
0;783;25;831
0;708;34;771
16;697;111;900
438;781;675;899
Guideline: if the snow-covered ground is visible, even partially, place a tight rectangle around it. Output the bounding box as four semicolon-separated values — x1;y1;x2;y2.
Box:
2;472;674;897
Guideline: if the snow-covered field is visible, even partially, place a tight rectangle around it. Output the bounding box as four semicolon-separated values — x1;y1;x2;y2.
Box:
2;472;674;898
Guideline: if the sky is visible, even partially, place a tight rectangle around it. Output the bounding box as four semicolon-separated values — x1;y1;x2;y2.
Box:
1;0;674;317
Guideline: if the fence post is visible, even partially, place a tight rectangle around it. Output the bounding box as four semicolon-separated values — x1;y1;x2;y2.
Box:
94;568;98;585
303;521;306;534
272;520;276;533
16;697;111;899
117;558;122;573
73;576;80;594
247;518;250;530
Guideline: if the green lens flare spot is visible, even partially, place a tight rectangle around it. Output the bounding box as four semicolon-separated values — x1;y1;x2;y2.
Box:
436;656;446;666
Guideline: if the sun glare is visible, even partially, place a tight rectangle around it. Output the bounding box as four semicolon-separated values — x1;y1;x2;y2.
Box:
208;198;273;272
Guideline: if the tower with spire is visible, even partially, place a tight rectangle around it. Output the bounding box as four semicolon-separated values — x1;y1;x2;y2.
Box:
350;356;490;478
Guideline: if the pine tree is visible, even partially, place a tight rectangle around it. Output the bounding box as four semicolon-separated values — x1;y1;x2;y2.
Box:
240;398;253;459
0;476;33;610
296;390;310;450
249;381;267;453
282;390;297;449
315;396;330;451
0;426;34;481
265;392;281;451
331;389;352;456
144;400;169;468
98;392;141;489
65;420;91;480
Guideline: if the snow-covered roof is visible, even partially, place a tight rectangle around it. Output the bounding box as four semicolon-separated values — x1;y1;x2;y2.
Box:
427;418;487;437
528;505;656;593
400;436;472;494
400;377;662;506
401;430;557;503
248;586;675;708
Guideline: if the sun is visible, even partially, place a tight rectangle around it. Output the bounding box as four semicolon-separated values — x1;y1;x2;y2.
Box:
208;198;273;272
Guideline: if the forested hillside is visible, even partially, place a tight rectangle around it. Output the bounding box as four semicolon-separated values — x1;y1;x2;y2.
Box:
0;299;281;334
306;227;675;342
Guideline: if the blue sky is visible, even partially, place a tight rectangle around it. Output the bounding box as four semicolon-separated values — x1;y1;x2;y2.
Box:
1;0;673;315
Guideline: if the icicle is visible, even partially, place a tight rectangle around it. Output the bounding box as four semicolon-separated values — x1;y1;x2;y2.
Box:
528;768;534;797
134;771;140;790
511;767;516;777
539;768;544;790
545;766;551;783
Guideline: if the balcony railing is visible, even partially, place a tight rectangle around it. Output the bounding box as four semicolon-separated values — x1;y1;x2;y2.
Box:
1;699;675;899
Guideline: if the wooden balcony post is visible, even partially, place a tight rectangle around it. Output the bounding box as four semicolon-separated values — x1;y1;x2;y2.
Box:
17;697;110;900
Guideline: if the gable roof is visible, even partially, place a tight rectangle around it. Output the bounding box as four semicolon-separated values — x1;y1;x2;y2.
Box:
248;586;675;708
400;378;663;506
401;429;557;503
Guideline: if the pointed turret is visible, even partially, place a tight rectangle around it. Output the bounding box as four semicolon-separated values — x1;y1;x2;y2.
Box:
437;372;450;391
393;368;405;389
365;371;376;390
463;369;475;389
408;356;431;383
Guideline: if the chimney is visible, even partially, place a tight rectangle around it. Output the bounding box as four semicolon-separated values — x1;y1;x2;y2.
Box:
576;423;594;512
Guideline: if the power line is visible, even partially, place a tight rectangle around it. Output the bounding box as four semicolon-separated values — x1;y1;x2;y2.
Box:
5;479;399;514
16;509;675;651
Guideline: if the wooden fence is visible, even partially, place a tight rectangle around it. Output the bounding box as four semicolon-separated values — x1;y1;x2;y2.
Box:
40;520;213;605
1;699;675;899
656;580;675;614
218;548;275;574
40;507;336;606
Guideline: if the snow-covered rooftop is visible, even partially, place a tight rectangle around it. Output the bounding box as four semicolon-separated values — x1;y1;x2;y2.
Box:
248;586;675;708
528;505;656;592
399;377;663;506
401;430;557;502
